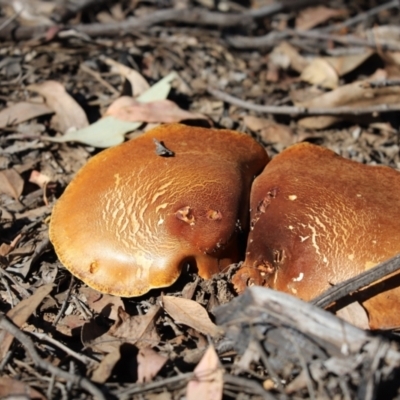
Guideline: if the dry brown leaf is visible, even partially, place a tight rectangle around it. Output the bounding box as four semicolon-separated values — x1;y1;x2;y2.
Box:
55;315;87;337
87;305;161;382
301;50;373;89
91;349;122;383
301;58;339;89
336;302;370;330
296;6;346;30
186;345;223;400
0;169;24;200
162;296;222;337
137;347;168;383
29;170;51;189
268;42;308;73
296;78;400;129
325;50;374;77
0;376;46;399
0;101;52;128
0;283;54;361
0;234;22;257
108;305;161;348
79;287;125;321
103;57;150;96
105;97;208;124
4;0;55;26
27;80;88;133
244;116;295;146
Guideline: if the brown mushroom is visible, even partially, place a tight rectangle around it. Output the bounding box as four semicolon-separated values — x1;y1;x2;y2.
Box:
233;142;400;329
49;123;268;297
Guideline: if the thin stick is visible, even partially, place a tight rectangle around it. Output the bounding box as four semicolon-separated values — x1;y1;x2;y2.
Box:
29;331;98;367
362;79;400;88
0;1;320;41
80;63;119;96
227;28;400;51
208;87;400;116
311;253;400;308
0;313;106;400
116;372;193;398
320;0;400;33
53;275;74;326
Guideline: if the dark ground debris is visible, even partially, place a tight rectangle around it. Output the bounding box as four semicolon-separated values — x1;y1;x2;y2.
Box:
2;0;400;399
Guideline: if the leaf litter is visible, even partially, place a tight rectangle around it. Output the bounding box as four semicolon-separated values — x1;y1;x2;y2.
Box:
2;1;400;399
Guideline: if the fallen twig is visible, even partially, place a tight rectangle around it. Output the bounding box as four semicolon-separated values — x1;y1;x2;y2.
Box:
319;0;400;33
0;313;106;400
311;253;400;308
208;87;400;115
29;331;98;368
53;275;75;326
227;28;400;51
362;79;400;88
0;1;319;41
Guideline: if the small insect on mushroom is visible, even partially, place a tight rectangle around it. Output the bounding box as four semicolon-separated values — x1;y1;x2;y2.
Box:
233;142;400;329
49;123;268;297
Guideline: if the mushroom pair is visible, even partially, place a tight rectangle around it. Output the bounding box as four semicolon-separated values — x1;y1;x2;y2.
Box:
50;124;400;329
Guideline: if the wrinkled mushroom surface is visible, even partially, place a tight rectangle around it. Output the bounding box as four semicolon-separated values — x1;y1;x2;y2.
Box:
50;123;268;297
233;142;400;329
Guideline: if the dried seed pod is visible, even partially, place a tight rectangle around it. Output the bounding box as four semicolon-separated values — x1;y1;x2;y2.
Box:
50;124;268;297
233;142;400;329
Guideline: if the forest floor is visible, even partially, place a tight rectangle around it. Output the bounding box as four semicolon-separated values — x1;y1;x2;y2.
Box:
2;0;400;399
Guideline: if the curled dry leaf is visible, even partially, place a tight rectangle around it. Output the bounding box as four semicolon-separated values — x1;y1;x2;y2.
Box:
324;50;374;77
79;287;125;321
268;42;308;73
295;6;347;30
301;50;374;89
301;58;339;89
137;347;168;383
0;169;24;200
186;345;223;400
3;0;55;26
27;80;88;133
29;170;51;189
0;283;54;361
102;57;150;96
87;305;161;383
108;305;161;348
162;296;222;337
0;376;46;400
244;116;295;146
296;78;400;129
336;302;370;330
91;350;122;384
0;101;52;129
105;97;208;124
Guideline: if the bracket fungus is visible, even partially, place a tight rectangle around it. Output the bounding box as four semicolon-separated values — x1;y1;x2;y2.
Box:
233;142;400;329
49;123;268;297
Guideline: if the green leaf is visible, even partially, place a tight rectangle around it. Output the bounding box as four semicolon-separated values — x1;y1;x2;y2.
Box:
42;72;178;148
42;117;142;148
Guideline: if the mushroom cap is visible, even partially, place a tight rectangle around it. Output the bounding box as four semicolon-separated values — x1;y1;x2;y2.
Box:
50;123;268;297
233;142;400;329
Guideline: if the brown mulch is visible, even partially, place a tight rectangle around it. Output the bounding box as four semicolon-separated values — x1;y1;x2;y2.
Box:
1;0;400;399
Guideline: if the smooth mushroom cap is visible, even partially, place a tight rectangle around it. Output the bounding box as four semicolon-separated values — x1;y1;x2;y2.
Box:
233;142;400;329
50;123;268;297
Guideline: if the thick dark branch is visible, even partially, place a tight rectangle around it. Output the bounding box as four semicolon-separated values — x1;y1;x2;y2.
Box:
311;253;400;308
